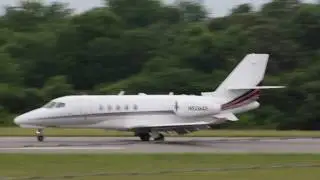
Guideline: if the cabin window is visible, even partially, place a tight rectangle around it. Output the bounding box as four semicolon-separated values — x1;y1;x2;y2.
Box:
108;105;112;111
133;104;138;110
124;105;129;110
99;105;103;111
116;105;121;110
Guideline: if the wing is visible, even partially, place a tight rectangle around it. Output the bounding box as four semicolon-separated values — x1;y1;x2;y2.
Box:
129;121;213;135
128;113;238;134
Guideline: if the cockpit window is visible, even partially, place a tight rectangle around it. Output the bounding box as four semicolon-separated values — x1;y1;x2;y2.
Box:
56;102;65;108
43;101;56;108
43;101;66;108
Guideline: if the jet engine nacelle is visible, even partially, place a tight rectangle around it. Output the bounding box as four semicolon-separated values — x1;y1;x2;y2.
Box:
174;99;221;117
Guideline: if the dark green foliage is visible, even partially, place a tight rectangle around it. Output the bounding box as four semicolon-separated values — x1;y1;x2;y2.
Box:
0;0;319;130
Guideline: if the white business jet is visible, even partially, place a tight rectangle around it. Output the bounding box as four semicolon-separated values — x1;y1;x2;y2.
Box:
14;54;285;142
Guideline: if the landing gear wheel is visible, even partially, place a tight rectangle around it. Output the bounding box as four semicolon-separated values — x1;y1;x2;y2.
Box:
154;133;165;141
36;129;44;142
37;135;44;142
139;133;150;141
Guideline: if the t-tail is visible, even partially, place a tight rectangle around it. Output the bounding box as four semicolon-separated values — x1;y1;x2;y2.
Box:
202;53;285;111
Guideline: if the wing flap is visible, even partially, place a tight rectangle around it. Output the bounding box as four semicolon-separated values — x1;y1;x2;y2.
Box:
130;121;213;134
213;113;239;121
128;113;238;131
129;121;211;129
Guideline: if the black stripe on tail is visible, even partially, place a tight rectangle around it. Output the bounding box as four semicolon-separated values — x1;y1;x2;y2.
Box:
221;81;262;110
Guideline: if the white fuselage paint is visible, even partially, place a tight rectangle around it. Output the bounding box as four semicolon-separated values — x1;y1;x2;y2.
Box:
14;94;259;131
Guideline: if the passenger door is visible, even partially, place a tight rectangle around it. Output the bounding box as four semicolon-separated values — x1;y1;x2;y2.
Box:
79;98;100;122
63;99;85;125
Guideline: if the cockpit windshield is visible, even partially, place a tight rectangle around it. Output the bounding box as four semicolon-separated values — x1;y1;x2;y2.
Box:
43;101;66;108
56;102;65;108
43;101;56;108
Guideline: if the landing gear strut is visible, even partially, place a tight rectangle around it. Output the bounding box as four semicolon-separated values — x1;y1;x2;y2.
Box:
152;131;165;141
154;133;165;141
36;129;44;142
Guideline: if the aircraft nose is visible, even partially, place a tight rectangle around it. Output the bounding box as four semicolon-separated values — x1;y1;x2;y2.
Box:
14;115;22;125
14;114;27;126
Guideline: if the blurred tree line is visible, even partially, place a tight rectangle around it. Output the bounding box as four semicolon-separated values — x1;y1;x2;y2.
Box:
0;0;319;130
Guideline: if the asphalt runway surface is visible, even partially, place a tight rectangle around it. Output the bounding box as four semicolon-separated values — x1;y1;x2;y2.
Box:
0;137;320;154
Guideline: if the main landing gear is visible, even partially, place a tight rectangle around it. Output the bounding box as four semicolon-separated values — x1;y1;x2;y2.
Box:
137;132;165;142
36;129;44;142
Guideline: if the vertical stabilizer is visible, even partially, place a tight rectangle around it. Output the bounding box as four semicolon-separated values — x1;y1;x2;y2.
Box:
201;53;285;112
212;53;270;110
215;53;269;94
200;54;269;108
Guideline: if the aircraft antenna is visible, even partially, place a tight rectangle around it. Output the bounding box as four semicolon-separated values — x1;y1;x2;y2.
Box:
118;91;125;95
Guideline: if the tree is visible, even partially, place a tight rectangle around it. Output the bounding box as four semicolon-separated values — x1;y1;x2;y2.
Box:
105;0;163;28
42;76;74;101
231;3;252;14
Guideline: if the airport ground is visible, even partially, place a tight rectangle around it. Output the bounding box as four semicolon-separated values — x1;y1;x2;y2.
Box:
1;128;320;180
1;153;320;180
2;127;320;138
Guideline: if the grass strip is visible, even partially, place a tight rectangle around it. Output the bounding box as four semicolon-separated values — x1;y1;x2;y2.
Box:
1;127;320;138
0;154;319;180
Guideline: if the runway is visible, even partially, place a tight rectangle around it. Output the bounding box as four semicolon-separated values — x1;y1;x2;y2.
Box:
0;137;319;154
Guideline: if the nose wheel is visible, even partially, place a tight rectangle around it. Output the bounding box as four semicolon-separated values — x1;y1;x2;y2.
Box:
36;129;44;142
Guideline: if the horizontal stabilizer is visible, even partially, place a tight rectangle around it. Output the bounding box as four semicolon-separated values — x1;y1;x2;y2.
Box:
213;113;239;121
227;86;286;90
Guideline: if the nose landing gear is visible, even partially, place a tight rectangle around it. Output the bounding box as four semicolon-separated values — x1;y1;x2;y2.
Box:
36;129;44;142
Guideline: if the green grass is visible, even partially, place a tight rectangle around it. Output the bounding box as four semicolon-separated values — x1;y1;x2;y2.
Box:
1;154;320;180
1;127;320;137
